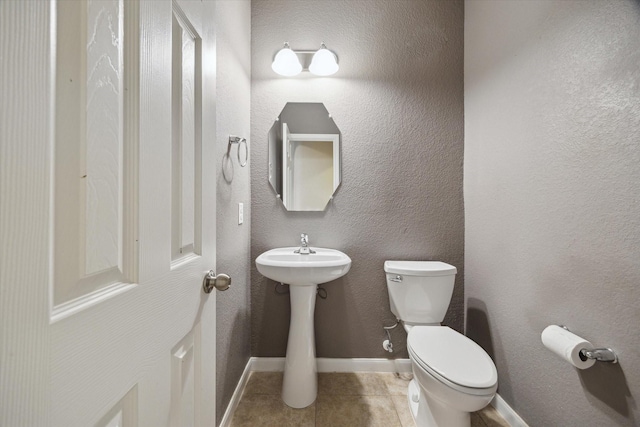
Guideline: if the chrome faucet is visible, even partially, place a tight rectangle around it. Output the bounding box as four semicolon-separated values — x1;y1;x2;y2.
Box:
294;233;316;255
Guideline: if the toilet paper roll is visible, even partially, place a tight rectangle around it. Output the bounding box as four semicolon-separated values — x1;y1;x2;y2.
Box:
541;325;596;369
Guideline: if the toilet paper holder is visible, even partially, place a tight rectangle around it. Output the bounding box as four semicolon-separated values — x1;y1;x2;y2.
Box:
559;325;618;364
580;348;617;363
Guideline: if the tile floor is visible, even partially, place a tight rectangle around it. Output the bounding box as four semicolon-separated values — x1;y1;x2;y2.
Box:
229;371;510;427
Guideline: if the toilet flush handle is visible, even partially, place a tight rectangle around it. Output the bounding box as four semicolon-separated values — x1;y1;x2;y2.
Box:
389;275;403;283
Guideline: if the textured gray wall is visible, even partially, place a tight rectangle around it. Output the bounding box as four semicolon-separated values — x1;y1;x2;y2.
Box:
215;1;251;425
251;0;464;358
465;1;640;426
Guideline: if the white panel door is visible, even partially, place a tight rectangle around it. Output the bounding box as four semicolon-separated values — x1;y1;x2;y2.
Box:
0;1;218;426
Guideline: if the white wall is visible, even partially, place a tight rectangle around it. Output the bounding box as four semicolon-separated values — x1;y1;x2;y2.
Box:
214;1;251;425
465;1;640;425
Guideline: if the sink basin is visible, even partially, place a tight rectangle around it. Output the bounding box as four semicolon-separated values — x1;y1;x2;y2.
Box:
256;247;351;286
255;246;351;409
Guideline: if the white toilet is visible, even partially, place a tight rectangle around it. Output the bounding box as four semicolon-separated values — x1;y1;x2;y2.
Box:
385;261;498;427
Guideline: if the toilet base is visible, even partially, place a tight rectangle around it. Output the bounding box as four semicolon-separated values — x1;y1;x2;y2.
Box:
407;379;471;427
407;379;420;423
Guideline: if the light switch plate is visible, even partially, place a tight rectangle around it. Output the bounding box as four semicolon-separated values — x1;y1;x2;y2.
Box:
238;202;244;225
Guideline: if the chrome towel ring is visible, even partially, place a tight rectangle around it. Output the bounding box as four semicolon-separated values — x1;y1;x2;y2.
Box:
228;135;248;167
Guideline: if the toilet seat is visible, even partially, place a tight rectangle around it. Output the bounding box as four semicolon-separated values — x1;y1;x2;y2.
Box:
408;326;497;396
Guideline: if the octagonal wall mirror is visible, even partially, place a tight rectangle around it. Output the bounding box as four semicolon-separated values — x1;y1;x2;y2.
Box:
268;103;341;211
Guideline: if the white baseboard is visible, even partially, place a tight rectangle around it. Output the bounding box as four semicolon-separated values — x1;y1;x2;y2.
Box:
218;359;252;427
249;356;285;372
318;357;412;373
251;356;412;373
491;393;529;427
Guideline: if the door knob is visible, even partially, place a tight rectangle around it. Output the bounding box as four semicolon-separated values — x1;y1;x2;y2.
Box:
202;270;231;293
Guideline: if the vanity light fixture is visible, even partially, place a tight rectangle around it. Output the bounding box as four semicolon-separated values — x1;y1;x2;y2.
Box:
309;43;339;76
271;42;303;76
272;42;339;77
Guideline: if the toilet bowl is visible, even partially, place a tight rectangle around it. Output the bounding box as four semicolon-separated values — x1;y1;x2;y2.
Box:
384;260;498;427
407;326;497;427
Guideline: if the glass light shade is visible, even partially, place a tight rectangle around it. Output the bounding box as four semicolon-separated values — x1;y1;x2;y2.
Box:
272;47;302;76
309;48;339;76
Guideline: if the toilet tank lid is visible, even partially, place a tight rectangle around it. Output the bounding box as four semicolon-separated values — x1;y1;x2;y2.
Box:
384;261;457;276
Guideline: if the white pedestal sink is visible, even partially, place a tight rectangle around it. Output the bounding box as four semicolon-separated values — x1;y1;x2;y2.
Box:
255;247;351;408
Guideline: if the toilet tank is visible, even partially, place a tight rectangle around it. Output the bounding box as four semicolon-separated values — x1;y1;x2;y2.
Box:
384;261;457;325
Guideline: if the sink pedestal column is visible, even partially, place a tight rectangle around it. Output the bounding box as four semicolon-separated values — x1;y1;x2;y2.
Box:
282;284;317;408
